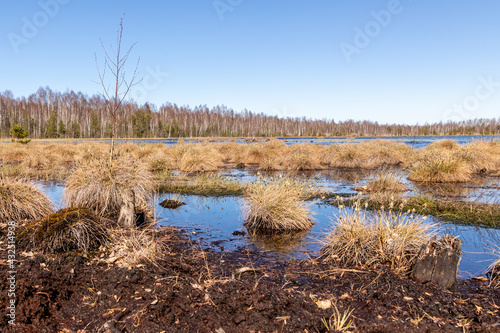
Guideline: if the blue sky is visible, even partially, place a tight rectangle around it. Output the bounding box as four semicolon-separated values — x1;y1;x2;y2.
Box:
1;0;499;124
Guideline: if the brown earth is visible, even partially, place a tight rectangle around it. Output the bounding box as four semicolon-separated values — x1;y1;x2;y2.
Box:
1;227;499;333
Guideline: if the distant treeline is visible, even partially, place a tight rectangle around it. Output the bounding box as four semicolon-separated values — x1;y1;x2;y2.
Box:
1;87;499;139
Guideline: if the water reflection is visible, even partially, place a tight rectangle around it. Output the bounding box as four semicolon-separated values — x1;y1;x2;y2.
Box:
37;183;500;277
246;229;310;252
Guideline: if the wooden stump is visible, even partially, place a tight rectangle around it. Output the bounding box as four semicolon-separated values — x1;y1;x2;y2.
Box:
410;234;462;290
118;189;136;228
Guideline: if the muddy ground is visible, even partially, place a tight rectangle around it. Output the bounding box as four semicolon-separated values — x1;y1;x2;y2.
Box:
1;227;500;333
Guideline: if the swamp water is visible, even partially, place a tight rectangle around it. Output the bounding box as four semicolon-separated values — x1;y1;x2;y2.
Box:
41;182;499;279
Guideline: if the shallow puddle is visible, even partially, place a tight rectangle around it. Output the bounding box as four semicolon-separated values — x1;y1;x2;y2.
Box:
156;193;500;278
39;183;499;278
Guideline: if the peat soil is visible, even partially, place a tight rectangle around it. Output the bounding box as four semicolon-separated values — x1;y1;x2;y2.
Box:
1;227;500;333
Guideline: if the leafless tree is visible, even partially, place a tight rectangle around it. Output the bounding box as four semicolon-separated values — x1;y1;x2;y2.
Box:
95;15;140;161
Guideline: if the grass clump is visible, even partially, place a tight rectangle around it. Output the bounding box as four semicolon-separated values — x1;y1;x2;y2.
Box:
243;178;315;232
17;207;108;254
179;146;223;173
426;139;460;151
0;176;53;221
280;144;323;171
322;144;366;169
363;140;413;168
322;198;436;273
242;140;286;166
321;304;355;332
457;141;500;175
64;156;154;216
408;154;472;183
361;172;407;193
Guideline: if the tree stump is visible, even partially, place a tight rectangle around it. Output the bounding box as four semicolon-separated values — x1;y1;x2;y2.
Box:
118;189;136;228
410;234;462;289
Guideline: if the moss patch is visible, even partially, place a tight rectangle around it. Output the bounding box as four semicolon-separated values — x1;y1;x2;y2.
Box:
17;207;108;254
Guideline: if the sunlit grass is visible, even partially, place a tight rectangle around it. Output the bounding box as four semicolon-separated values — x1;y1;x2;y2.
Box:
64;156;154;216
0;175;53;221
243;177;315;231
322;196;437;273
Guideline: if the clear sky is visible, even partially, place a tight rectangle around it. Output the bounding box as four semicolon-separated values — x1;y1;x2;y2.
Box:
1;0;499;125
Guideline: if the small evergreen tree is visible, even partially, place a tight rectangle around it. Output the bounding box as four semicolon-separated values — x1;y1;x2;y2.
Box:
46;111;58;138
10;124;31;144
70;121;81;138
58;120;66;137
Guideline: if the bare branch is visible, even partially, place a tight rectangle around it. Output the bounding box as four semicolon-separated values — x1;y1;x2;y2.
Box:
95;14;139;161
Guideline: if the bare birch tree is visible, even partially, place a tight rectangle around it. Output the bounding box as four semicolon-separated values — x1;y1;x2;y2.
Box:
95;15;140;161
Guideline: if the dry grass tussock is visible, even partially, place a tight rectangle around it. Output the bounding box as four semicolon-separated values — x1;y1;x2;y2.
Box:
179;146;223;173
243;177;315;231
322;144;367;169
241;139;287;166
361;172;407;193
322;197;437;273
408;151;472;183
409;139;500;180
64;156;154;216
215;142;246;163
17;207;108;253
361;140;413;168
457;140;500;175
426;139;461;151
147;151;177;173
0;175;53;221
73;142;110;162
279;144;323;171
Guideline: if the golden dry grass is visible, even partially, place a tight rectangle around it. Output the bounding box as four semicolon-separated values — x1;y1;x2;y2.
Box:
0;176;53;221
457;141;500;175
322;144;366;169
280;144;323;171
179;146;223;173
322;198;436;273
215;142;246;163
1;139;498;185
241;140;286;166
408;152;472;183
362;140;413;168
64;156;154;216
243;178;315;231
426;139;460;151
106;227;164;267
361;172;407;193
